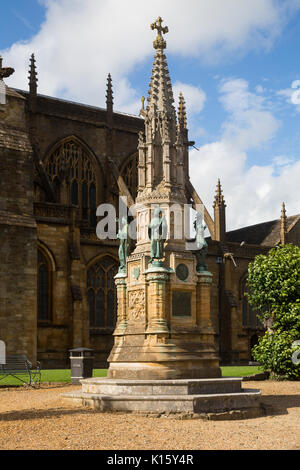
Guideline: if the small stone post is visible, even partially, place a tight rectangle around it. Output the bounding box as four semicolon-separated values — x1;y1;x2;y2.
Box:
146;268;170;336
114;274;127;334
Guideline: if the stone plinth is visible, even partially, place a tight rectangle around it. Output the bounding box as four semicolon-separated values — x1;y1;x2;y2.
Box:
62;377;262;417
107;254;221;380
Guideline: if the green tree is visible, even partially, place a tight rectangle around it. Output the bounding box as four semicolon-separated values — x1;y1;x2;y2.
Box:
246;244;300;380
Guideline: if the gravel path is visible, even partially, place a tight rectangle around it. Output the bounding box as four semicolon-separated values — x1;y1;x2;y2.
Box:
0;381;299;450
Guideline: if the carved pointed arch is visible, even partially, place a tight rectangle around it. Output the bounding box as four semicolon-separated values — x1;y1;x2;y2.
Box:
44;136;103;227
37;240;56;272
37;241;55;323
86;254;119;329
120;151;138;201
239;271;263;329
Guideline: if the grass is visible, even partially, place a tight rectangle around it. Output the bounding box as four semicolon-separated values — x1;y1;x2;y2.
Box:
221;366;262;377
0;369;108;387
0;366;262;387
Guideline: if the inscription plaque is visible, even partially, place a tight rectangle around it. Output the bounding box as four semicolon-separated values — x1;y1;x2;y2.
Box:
172;291;191;317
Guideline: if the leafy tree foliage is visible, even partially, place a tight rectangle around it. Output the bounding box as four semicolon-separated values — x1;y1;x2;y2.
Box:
246;244;300;380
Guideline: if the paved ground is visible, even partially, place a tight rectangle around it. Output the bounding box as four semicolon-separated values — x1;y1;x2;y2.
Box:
0;380;299;450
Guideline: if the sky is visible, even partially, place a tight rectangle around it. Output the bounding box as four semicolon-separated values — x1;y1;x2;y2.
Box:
1;0;300;231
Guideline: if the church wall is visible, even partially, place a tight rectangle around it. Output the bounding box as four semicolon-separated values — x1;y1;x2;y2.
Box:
204;241;270;364
0;91;37;361
37;222;73;366
288;220;300;245
81;242;119;367
22;92;144;176
222;244;269;364
28;94;143;367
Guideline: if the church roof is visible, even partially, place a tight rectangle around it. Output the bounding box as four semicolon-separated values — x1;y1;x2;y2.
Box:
13;88;144;121
226;214;300;246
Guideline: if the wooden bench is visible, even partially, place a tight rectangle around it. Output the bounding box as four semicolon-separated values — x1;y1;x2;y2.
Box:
0;354;41;388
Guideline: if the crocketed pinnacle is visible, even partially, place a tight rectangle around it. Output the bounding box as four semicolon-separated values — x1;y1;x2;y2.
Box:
213;179;226;207
281;201;287;221
106;73;113;110
147;19;175;117
178;92;187;130
280;202;287;244
28;53;38;95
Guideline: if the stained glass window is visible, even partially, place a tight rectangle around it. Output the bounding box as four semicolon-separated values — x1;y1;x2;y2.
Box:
45;139;97;225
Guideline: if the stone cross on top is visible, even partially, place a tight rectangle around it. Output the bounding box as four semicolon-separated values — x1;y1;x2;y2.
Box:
151;16;169;50
0;56;15;81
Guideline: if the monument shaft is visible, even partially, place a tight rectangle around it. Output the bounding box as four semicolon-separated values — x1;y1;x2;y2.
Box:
108;18;221;380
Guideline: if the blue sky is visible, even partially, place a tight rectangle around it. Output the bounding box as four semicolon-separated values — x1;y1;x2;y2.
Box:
1;0;46;48
1;0;300;230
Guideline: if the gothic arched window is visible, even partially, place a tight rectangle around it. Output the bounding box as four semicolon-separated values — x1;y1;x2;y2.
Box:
87;256;118;329
45;139;97;226
241;279;263;328
120;153;138;200
37;249;52;322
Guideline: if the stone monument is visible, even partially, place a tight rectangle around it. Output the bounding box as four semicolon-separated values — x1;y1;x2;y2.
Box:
63;19;262;417
107;16;221;381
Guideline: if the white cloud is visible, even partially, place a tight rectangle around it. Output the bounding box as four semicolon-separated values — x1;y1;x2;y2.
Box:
172;81;207;137
277;79;300;111
2;0;299;112
273;155;295;166
190;78;300;231
219;78;280;151
173;82;206;115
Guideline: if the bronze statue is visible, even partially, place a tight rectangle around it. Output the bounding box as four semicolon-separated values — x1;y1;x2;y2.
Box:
148;207;168;265
194;211;208;272
116;216;129;274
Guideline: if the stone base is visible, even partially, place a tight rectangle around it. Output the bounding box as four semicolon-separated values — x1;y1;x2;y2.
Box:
107;361;221;380
62;377;262;418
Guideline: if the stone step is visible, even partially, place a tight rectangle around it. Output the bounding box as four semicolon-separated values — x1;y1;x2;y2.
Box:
80;377;243;396
62;388;261;414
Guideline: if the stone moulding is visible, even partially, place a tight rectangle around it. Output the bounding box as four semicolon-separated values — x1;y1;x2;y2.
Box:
62;377;263;418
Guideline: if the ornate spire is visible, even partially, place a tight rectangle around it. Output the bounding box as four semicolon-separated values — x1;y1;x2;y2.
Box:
213;179;226;208
135;17;189;251
213;179;226;242
147;18;176;126
28;53;38;95
0;56;14;81
178;92;187;130
280;202;288;245
136;17;189;197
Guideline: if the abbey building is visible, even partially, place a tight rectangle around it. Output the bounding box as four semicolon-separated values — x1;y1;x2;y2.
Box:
0;38;299;368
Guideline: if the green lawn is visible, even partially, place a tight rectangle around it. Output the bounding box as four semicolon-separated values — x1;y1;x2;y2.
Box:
0;366;262;387
221;366;262;377
0;369;108;387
